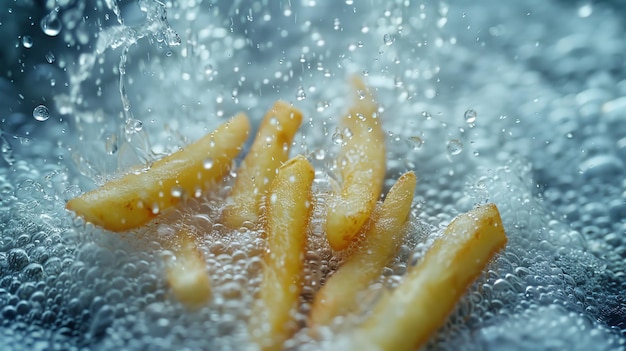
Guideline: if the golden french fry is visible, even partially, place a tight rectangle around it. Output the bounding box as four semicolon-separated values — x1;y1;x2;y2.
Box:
309;171;416;327
326;77;386;251
66;114;250;231
346;203;507;351
248;155;314;351
166;229;212;307
223;101;303;228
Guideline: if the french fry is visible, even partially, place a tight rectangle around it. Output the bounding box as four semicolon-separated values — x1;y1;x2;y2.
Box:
66;114;250;231
326;77;386;251
309;171;416;327
166;229;212;307
346;203;507;351
248;155;314;351
223;101;303;228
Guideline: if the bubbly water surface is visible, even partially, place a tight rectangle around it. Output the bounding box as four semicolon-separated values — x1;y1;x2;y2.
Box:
1;1;625;350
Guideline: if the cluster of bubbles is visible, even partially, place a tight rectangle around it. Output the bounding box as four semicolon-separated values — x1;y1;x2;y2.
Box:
0;0;625;350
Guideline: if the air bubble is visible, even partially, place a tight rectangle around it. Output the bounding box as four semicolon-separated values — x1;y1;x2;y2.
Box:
8;249;30;271
32;105;50;122
447;139;463;156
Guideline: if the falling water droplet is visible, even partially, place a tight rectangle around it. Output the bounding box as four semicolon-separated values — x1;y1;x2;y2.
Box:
464;109;477;124
45;51;55;64
22;36;33;48
41;12;62;36
105;134;118;155
316;101;329;112
203;158;214;169
332;130;344;145
32;105;50;121
296;86;306;101
447;139;463;156
0;135;15;165
383;34;395;46
124;119;143;134
356;90;366;100
204;64;214;75
164;28;181;46
408;136;424;150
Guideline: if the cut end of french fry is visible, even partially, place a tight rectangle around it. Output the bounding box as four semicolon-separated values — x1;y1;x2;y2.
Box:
66;113;250;232
347;203;507;351
310;171;416;328
248;155;314;351
166;230;212;307
325;77;385;251
223;102;303;229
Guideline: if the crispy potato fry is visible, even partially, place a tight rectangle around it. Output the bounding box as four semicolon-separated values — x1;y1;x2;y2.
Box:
66;114;250;231
223;101;303;228
346;203;507;351
248;155;314;351
309;171;416;327
166;229;212;307
326;77;386;251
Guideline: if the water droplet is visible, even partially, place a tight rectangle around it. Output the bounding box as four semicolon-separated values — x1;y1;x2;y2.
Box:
296;86;306;101
22;36;33;48
164;28;181;46
464;109;477;124
0;135;15;165
105;134;118;155
41;12;62;36
476;176;488;190
408;136;424;150
203;158;214;169
314;149;326;160
124;119;143;134
447;139;463;156
32;105;50;121
316;100;329;112
45;51;55;64
383;34;395;46
332;130;344;145
356;89;366;100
